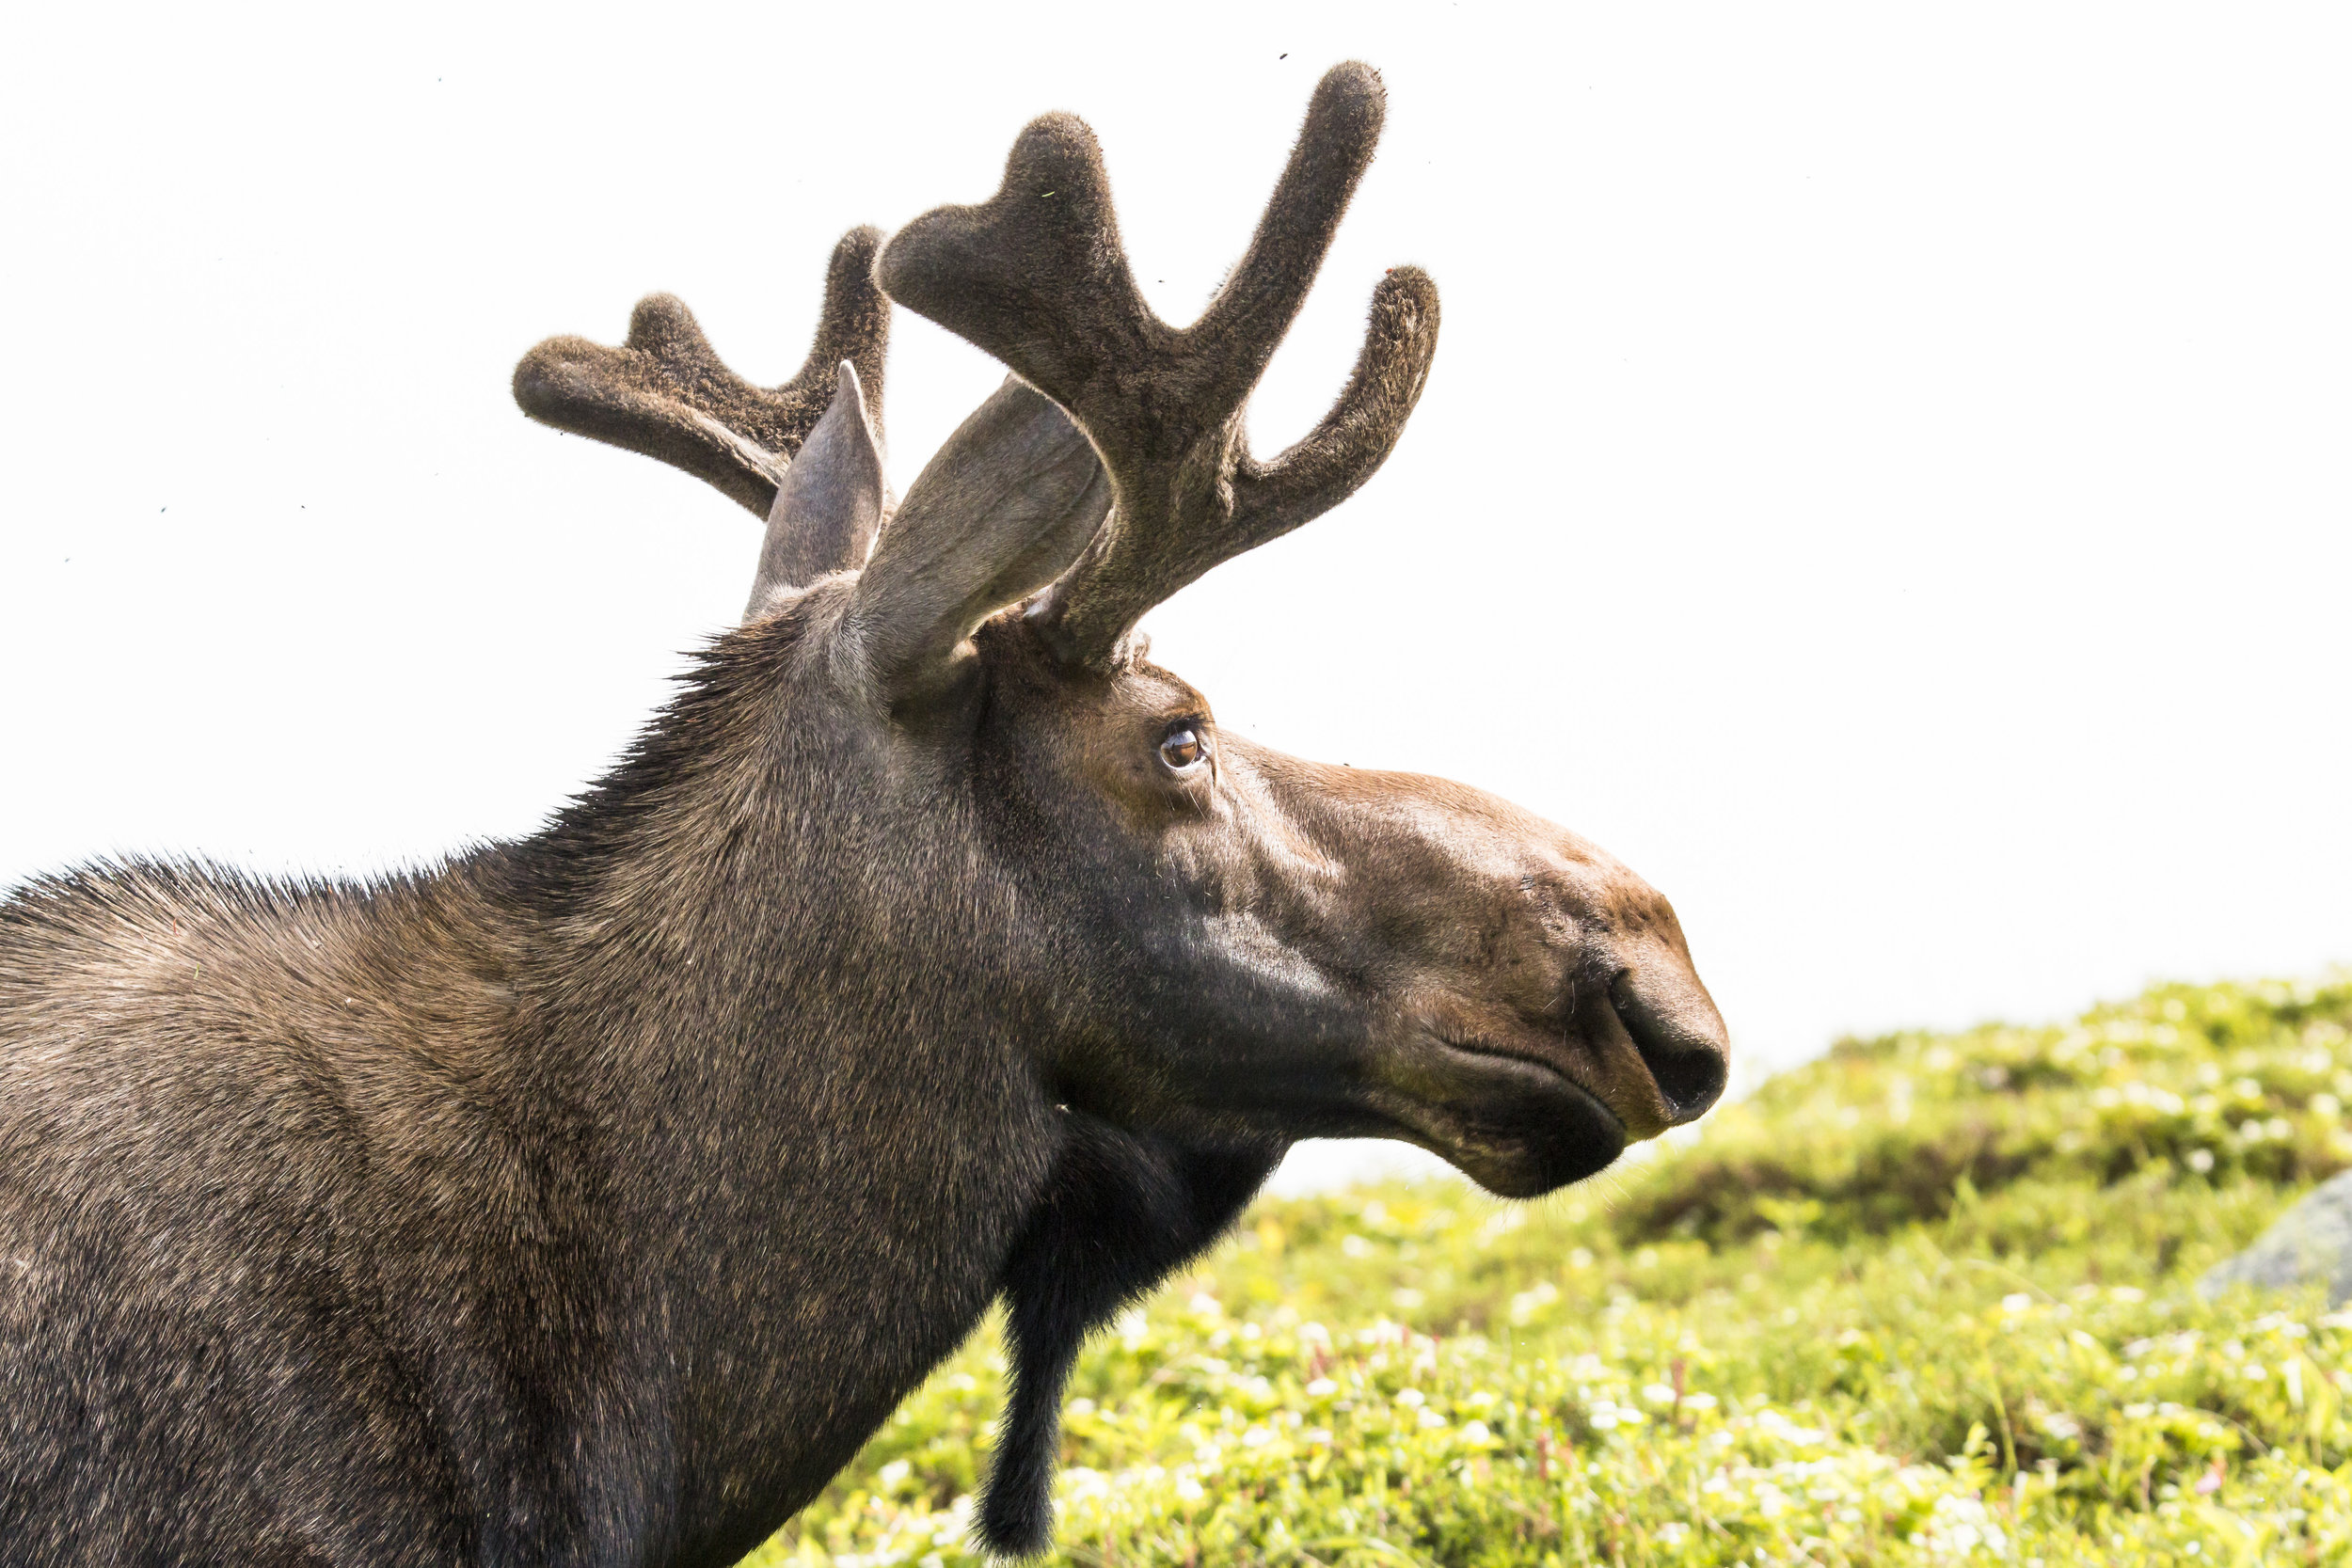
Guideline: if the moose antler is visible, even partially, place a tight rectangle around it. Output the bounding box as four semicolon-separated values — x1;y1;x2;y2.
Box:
514;227;890;518
875;62;1439;667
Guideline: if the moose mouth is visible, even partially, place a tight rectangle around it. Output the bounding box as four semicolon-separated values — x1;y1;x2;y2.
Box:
1385;974;1726;1198
1434;1035;1604;1101
1375;1032;1636;1198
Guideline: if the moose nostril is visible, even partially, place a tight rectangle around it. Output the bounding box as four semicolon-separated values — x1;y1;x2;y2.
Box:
1607;971;1729;1124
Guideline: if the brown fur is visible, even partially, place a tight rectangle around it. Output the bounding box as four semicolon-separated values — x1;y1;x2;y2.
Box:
0;63;1728;1566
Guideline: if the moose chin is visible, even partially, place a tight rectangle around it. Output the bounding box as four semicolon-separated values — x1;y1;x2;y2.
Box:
0;62;1726;1567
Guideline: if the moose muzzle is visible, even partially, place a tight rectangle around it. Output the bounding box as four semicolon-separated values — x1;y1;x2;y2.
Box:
1244;752;1731;1197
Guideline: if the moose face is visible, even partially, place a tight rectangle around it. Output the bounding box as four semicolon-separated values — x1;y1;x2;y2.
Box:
514;60;1728;1199
968;618;1725;1198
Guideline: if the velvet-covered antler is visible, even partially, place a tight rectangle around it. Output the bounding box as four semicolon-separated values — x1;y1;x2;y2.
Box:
875;63;1439;668
513;227;889;519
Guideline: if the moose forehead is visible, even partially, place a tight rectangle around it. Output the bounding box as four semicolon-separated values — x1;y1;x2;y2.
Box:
965;621;1221;823
989;626;1203;730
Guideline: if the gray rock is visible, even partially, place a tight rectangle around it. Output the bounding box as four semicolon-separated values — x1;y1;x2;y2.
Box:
2200;1170;2352;1306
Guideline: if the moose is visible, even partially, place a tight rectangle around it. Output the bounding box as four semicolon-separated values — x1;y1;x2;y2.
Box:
0;64;1726;1567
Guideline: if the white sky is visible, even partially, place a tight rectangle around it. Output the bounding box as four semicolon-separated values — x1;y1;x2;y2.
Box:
4;5;2346;1192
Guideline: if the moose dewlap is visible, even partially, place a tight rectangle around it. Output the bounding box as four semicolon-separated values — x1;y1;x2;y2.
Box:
0;63;1725;1566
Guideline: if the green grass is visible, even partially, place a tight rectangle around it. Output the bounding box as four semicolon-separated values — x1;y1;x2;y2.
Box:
746;973;2352;1566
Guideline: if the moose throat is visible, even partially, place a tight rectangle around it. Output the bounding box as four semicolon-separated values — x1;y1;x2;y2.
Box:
0;62;1726;1568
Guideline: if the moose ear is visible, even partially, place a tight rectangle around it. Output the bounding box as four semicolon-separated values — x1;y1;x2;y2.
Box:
844;377;1111;694
746;362;889;618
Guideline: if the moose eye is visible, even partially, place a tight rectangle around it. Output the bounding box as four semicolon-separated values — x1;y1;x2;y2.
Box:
1158;723;1208;772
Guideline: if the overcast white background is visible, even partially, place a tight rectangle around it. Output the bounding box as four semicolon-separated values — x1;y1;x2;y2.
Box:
4;6;2346;1192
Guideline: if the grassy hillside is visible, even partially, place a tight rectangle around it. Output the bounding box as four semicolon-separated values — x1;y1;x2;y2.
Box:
748;974;2352;1566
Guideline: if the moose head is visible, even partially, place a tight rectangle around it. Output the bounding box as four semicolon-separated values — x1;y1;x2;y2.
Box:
518;63;1725;1194
514;61;1726;1553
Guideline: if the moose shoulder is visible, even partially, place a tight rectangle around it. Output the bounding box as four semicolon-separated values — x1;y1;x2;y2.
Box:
0;64;1726;1567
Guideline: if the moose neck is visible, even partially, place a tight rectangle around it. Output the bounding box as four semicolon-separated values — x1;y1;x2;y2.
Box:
487;597;1068;1562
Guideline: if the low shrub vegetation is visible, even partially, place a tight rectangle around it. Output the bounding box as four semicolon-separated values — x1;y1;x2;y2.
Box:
748;974;2352;1566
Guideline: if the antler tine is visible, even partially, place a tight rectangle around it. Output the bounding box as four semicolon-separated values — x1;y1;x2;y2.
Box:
1037;262;1439;662
1187;62;1389;412
513;227;889;517
875;63;1439;667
